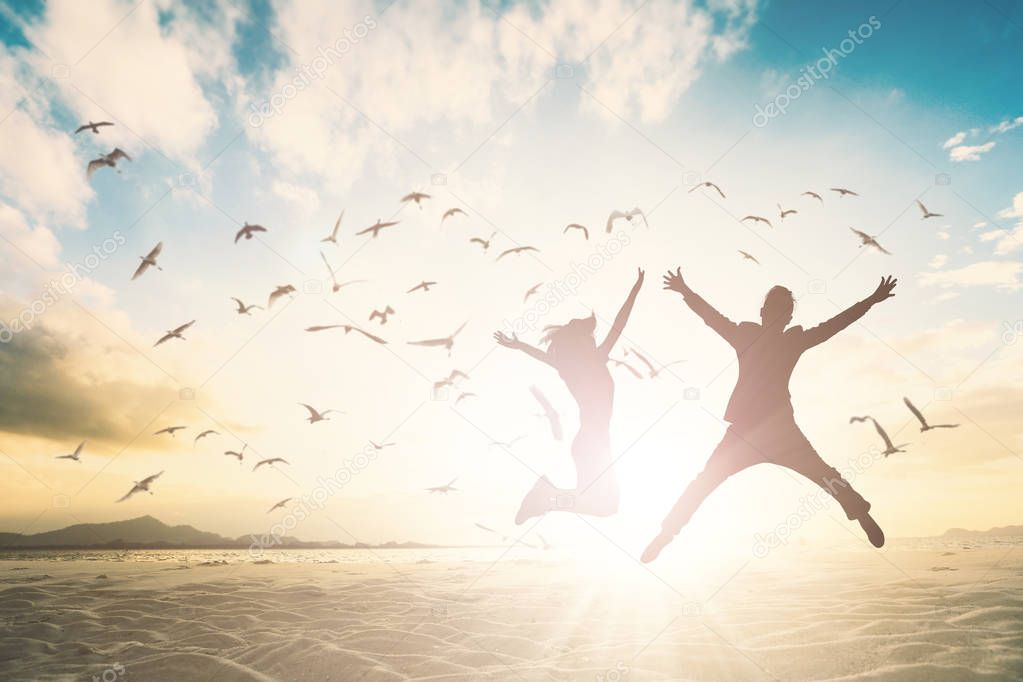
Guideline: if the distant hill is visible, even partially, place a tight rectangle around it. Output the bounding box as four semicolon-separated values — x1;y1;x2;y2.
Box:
0;516;440;550
942;525;1023;539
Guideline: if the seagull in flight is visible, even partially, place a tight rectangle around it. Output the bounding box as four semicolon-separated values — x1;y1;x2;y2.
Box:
154;425;186;437
253;457;289;471
401;191;431;207
267;498;292;513
496;245;540;261
742;215;772;229
530;385;562;441
564;223;589;240
321;210;344;244
75;121;114;134
778;204;797;220
537;533;552;550
116;471;163;502
802;190;823;202
154;321;195;347
231;297;262;315
369;306;395;325
688;181;726;199
56;441;86;462
319;251;364;293
849;228;891;254
131;242;163;280
305;324;388;344
626;348;685;379
407;281;436;293
268;284;296;309
426;478;459;494
455;391;478;405
224;445;246;462
299;403;340;424
368;440;395;450
523;282;543;302
850;416;908;456
235;222;267;243
470;232;497;252
738;250;760;264
408;322;468;356
916;200;943;220
903;397;959;432
610;357;643;379
87;148;131;178
441;208;466;224
489;435;525;449
356;219;400;238
830;187;859;198
434;369;469;393
193;429;219;445
606;207;647;233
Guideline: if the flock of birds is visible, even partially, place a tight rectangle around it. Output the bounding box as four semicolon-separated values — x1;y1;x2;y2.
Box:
850;396;959;457
56;118;952;539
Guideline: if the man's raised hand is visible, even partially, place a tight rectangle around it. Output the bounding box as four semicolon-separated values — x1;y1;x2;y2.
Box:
662;267;686;294
493;330;522;349
868;275;898;304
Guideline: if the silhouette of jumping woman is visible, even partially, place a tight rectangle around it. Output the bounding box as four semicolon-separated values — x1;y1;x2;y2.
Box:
495;269;644;524
642;269;897;562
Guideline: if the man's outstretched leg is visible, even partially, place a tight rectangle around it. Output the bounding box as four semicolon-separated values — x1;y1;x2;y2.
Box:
642;433;753;562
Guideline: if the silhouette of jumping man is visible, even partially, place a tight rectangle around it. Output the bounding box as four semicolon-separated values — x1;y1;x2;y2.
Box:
494;269;644;524
642;269;897;562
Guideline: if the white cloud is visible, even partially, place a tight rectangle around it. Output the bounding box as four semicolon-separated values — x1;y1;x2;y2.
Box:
972;221;987;229
0;203;62;270
271;179;320;213
937;230;950;240
918;260;1023;291
928;254;947;269
942;131;966;149
931;291;959;303
948;141;995;162
981;191;1023;255
990;115;1023;135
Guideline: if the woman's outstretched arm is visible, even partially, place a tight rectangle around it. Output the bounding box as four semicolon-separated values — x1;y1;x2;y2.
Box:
598;268;644;356
494;331;553;366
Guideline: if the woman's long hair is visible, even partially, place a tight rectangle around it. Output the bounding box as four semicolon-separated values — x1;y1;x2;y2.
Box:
540;313;597;363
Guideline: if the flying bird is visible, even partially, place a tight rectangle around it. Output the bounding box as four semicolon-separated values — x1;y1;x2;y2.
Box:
356;219;400;238
56;441;85;462
850;416;908;457
425;478;459;494
75;121;114;134
299;403;339;424
537;533;552;550
433;369;469;392
235;222;267;243
401;191;431;207
320;251;363;293
193;429;219;445
738;250;760;264
802;191;823;202
87;148;131;178
154;425;186;437
830;187;859;198
496;245;539;261
268;284;296;309
441;208;466;224
131;242;163;280
267;497;292;513
407;281;436;293
688;181;726;199
470;231;497;252
231;297;262;315
741;215;772;228
455;391;478;405
369;306;395;325
154;320;195;347
304;324;388;344
626;348;686;379
253;457;289;471
530;385;563;441
407;322;468;356
523;282;543;302
564;223;589;240
368;440;395;450
606;207;647;233
778;204;797;220
916;200;943;220
224;445;246;462
610;357;643;379
116;471;163;502
321;210;344;244
489;435;525;449
903;397;959;432
849;228;891;254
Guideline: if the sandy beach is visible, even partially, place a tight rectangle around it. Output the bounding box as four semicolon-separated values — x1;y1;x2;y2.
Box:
1;541;1020;681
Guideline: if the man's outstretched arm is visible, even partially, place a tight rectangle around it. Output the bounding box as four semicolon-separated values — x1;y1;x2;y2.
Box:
663;268;740;344
803;275;898;349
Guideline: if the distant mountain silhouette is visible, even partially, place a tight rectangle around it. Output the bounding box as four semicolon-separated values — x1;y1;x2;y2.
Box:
941;524;1023;539
0;515;441;550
